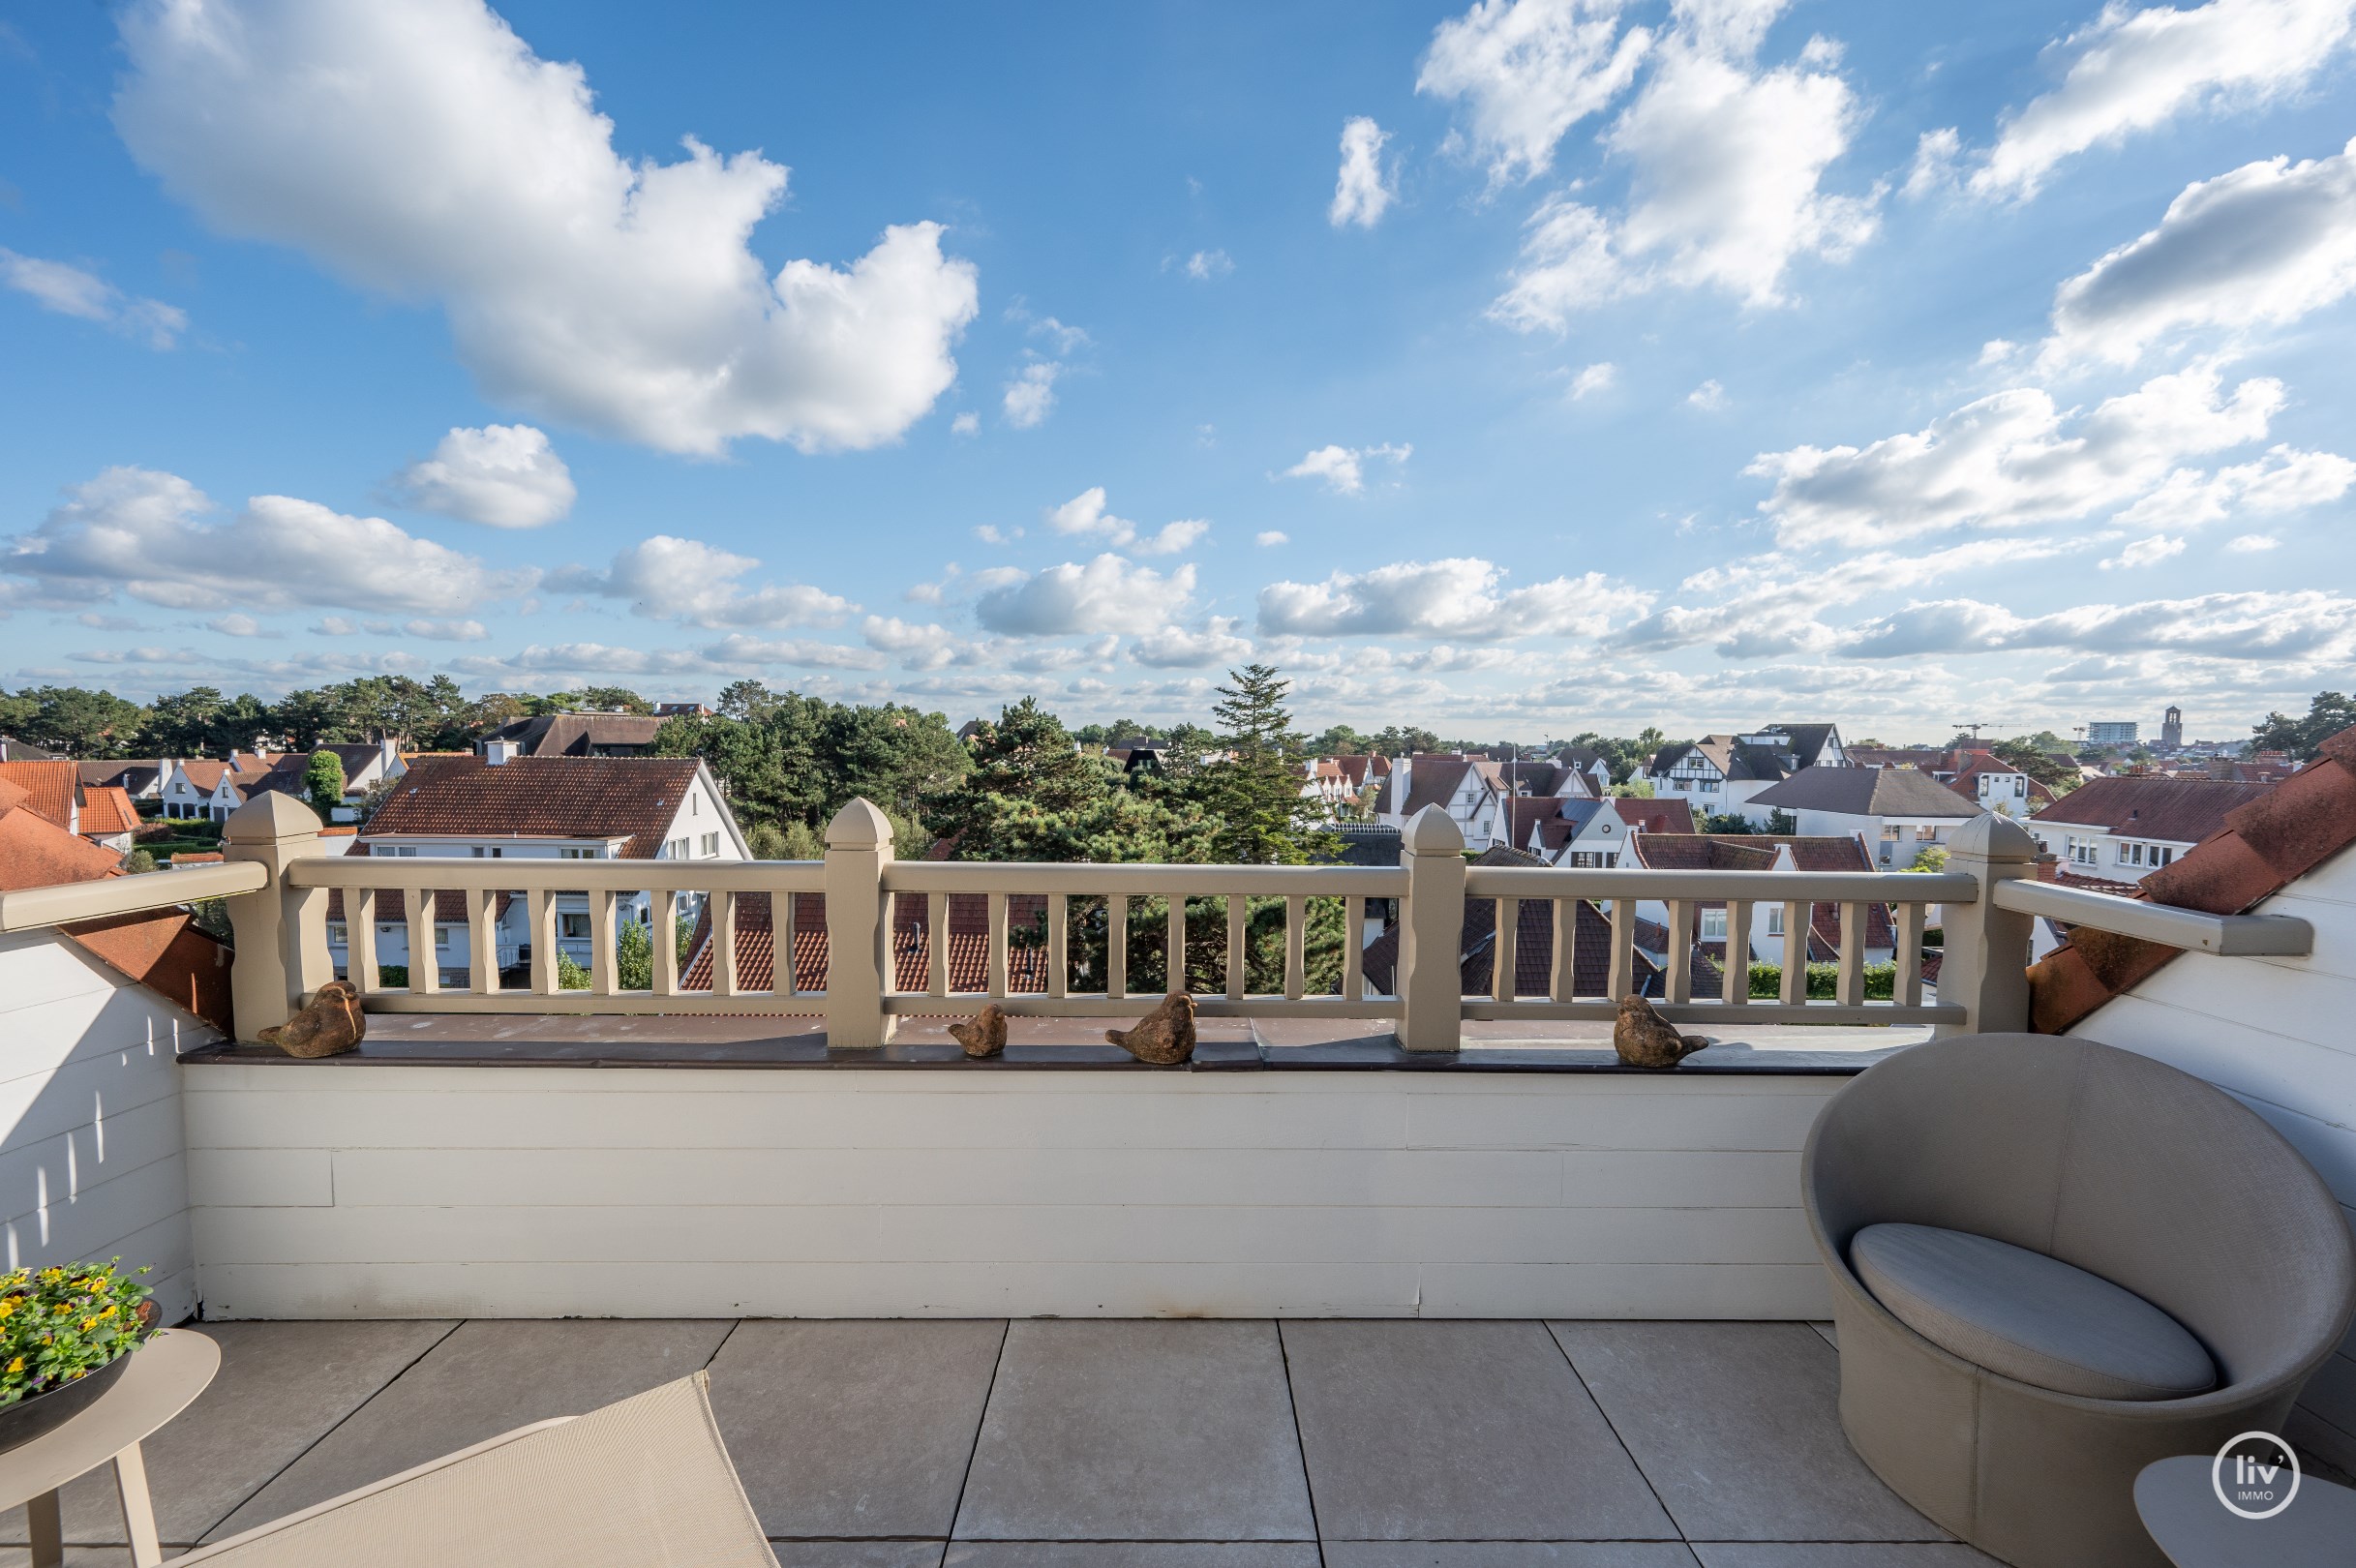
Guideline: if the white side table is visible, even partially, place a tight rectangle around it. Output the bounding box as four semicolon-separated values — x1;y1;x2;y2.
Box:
0;1329;220;1567
2135;1453;2356;1566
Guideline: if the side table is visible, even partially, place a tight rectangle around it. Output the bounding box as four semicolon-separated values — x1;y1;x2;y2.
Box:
2135;1452;2356;1566
0;1329;220;1567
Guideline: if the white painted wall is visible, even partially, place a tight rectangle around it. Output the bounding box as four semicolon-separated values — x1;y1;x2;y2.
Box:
182;1064;1846;1322
2066;846;2356;1472
0;931;216;1324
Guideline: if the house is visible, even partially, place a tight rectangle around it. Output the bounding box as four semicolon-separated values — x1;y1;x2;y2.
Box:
158;753;284;822
1745;765;1982;868
331;754;746;985
1511;793;1694;866
474;711;670;761
1848;746;1946;771
1645;724;1848;825
76;785;139;854
1621;832;1895;968
1373;754;1506;848
0;761;143;854
79;759;166;801
242;739;408;820
2025;774;2275;880
1550;746;1616;795
652;702;712;717
1942;749;2054;820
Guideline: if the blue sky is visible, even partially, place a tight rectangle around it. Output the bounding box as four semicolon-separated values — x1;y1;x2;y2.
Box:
3;0;2353;741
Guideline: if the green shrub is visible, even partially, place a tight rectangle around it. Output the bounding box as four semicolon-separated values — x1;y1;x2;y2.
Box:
1748;961;1898;1001
557;952;590;990
376;964;408;987
0;1259;153;1407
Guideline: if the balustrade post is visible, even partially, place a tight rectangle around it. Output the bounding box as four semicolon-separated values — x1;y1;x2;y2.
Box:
824;798;896;1047
1395;804;1465;1053
221;793;332;1043
1933;813;2039;1038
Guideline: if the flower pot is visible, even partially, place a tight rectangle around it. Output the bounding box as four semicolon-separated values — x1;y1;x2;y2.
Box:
0;1350;133;1455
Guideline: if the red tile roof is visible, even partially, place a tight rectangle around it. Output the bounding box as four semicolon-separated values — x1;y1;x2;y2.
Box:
680;891;1059;994
2028;727;2356;1033
361;756;705;859
1611;797;1696;836
0;761;78;831
2027;773;2274;845
1626;833;1895;955
77;785;138;838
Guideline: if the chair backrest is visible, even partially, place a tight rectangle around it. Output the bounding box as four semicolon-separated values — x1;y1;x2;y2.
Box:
1807;1034;2356;1387
180;1372;777;1568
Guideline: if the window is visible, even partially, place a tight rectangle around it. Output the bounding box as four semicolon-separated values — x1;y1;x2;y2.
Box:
1699;908;1728;941
434;926;452;950
669;836;691;859
1916;824;1938;841
326;921;347;946
470;846;503;858
2157;846;2174;866
701;832;719;857
1765;907;1785;935
559;847;596;859
373;845;418;858
558;913;591;940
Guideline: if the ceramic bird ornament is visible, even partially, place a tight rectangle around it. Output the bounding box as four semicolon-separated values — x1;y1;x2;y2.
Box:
948;1003;1008;1059
1107;992;1195;1065
258;979;366;1059
1613;994;1708;1070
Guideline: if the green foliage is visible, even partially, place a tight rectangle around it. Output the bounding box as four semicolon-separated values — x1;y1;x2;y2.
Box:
375;964;408;988
1699;810;1757;834
1763;807;1798;835
655;684;966;844
1196;664;1334;865
6;685;146;758
302;748;347;810
556;952;590;990
1747;962;1898;1001
1989;739;2080;795
189;898;232;946
2250;691;2356;762
1904;845;1949;873
121;848;158;875
0;1260;154;1407
926;698;1214;864
1366;724;1439;756
1609;779;1655;799
616;919;652;992
743;822;789;859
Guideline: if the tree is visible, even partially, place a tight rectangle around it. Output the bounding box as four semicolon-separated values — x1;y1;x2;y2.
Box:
302;749;347;810
1904;845;1950;873
1990;739;2080;796
15;686;146;757
547;684;650;715
1763;807;1797;835
1700;810;1758;834
1198;664;1332;865
1367;724;1438;756
2250;692;2356;761
1311;723;1370;756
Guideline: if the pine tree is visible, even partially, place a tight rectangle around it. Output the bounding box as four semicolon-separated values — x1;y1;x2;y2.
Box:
1198;664;1332;865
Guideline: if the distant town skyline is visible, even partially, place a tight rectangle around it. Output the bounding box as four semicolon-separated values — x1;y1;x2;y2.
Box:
4;0;2353;737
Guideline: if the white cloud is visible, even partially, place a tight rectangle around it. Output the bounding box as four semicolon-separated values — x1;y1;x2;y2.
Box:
975;555;1195;636
1416;0;1651;184
312;617;357;636
1971;0;2356;200
1002;361;1061;429
1019;313;1091;353
1255;530;1289;547
2227;532;2281;551
392;423;574;528
704;634;884;670
358;617;491;641
207;613;264;637
1977;339;2017;366
1903;126;1961;198
1183;250;1233;281
2042;139;2356;366
861;615;950;652
975;524;1021;546
1131;617;1254;668
6;467;533;614
2099;532;2188;569
2112;444;2356;528
113;0;977;456
1686;377;1726;409
1749;366;2306;548
1839;589;2356;661
1256;557;1653;639
0;250;186;347
552;535;854;627
1278;443;1411;496
1330;116;1397;227
1569;361;1618;399
1042;488;1208;555
1490;3;1877;324
950;410;980;437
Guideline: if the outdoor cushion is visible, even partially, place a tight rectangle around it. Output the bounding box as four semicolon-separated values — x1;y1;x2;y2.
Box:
1850;1222;2217;1401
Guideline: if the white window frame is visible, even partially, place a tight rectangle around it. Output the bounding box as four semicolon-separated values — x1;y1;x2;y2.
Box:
558;912;591;940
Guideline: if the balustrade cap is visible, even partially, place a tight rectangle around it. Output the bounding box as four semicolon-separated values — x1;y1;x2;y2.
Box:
1947;811;2038;862
827;797;894;851
1404;803;1465;856
223;791;323;843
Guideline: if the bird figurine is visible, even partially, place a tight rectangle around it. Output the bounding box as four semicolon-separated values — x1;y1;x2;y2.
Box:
259;979;366;1058
1107;992;1195;1064
948;1003;1008;1059
1613;994;1708;1070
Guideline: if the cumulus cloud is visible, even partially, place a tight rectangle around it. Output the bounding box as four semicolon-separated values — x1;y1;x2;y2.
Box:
1132;618;1254;668
1330;116;1398;226
1042;488;1208;556
2042;139;2356;366
1568;361;1617;399
1748;366;2322;548
1255;530;1289;547
1278;443;1411;496
6;467;533;614
2227;532;2281;551
1840;589;2356;661
1416;0;1651;184
1492;2;1878;326
552;535;854;627
1182;250;1233;281
1686;377;1726;409
2099;533;2188;569
1969;0;2356;201
705;633;885;670
392;423;574;528
207;614;265;637
0;250;186;347
2112;443;2356;528
112;0;977;455
950;410;980;437
975;555;1196;636
1256;557;1653;639
1002;361;1061;429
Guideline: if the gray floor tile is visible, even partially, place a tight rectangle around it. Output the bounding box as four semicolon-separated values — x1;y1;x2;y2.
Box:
774;1543;948;1568
206;1317;733;1539
945;1548;1321;1567
1283;1321;1675;1543
1811;1323;1838;1351
1690;1547;2003;1567
1548;1322;1945;1544
952;1320;1314;1542
710;1320;1003;1539
0;1550;137;1566
1325;1547;1702;1567
0;1319;455;1548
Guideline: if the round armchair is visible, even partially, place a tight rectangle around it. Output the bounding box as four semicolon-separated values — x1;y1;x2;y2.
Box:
1804;1033;2356;1568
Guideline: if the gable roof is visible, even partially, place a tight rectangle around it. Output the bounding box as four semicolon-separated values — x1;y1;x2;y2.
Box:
1848;747;1945;769
1379;757;1480;817
360;755;708;858
1359;848;1685;999
76;785;138;838
1748;765;1983;818
1610;797;1696;835
0;761;77;831
1765;722;1839;762
1626;831;1893;954
2026;773;2274;845
482;712;669;756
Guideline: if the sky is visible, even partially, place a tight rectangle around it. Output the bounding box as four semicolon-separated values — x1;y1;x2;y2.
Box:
2;0;2353;743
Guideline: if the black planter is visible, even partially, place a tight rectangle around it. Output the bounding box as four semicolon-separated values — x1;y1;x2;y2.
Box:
0;1350;134;1456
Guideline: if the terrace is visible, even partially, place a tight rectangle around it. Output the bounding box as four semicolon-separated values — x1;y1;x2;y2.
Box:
0;768;2350;1563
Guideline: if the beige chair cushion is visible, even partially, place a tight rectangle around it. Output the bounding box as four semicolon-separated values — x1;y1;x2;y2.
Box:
1851;1222;2217;1402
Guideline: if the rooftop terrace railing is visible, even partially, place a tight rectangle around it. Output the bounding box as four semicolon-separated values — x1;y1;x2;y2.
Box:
201;790;2312;1051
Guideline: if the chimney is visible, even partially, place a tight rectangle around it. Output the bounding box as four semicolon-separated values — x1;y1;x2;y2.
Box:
484;739;520;766
380;736;399;770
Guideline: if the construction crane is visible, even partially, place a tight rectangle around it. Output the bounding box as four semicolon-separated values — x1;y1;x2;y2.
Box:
1952;721;2003;741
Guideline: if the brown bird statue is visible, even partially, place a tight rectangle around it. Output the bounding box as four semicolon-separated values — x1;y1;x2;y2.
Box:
948;1003;1009;1059
258;979;366;1059
1613;994;1708;1070
1107;992;1195;1065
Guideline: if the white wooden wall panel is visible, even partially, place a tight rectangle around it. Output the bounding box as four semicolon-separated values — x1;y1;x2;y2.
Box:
0;931;214;1323
2069;847;2356;1472
184;1063;1846;1321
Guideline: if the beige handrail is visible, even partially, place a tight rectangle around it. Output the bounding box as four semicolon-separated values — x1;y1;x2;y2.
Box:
1992;878;2312;956
0;860;267;934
